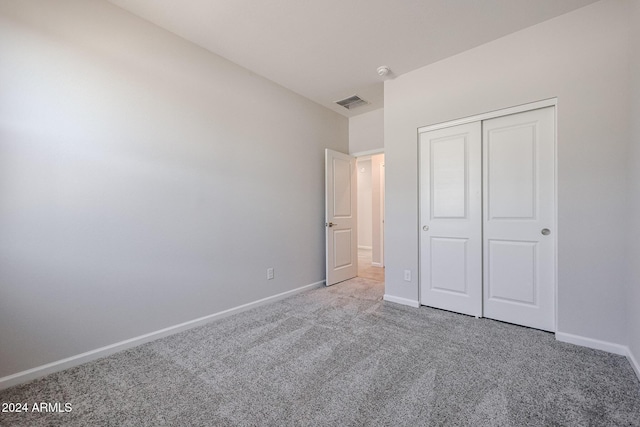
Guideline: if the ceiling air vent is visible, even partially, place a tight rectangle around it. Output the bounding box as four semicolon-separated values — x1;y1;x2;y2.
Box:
335;94;369;110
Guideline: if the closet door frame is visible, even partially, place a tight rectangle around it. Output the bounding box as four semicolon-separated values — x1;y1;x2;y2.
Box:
417;98;558;332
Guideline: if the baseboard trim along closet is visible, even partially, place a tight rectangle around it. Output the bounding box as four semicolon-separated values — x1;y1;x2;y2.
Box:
626;348;640;382
0;280;326;390
556;332;640;381
555;332;627;355
383;294;420;308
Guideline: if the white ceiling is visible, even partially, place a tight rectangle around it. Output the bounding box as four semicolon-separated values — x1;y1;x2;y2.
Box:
107;0;599;117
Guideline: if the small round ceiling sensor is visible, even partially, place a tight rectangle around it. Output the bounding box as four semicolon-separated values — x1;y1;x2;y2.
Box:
377;66;391;77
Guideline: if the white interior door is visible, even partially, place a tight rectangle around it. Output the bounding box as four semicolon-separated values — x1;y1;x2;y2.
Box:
325;149;357;286
419;122;482;317
482;107;556;331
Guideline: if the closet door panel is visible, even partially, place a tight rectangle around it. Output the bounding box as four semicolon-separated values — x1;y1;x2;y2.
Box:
483;107;555;332
419;122;482;317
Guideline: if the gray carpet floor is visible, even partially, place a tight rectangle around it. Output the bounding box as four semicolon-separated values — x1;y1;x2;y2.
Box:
1;277;639;426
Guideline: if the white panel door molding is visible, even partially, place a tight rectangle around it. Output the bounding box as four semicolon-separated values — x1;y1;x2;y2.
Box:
419;122;482;317
483;107;556;331
325;149;357;286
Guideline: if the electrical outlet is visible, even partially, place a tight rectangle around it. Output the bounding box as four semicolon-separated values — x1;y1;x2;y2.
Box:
267;268;274;280
404;269;411;282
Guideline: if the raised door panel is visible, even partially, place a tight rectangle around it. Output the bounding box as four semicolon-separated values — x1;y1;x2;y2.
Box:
430;238;468;294
332;157;353;218
487;240;537;305
486;124;536;220
431;137;467;219
333;229;354;269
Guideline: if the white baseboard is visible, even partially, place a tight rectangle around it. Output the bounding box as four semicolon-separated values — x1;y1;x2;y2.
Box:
551;332;640;382
383;294;420;308
0;280;325;390
627;347;640;381
555;332;627;355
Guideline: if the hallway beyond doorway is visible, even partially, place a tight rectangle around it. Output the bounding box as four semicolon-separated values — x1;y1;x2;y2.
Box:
358;248;384;282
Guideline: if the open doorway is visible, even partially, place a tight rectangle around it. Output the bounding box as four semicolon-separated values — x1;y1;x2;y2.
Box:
356;154;385;282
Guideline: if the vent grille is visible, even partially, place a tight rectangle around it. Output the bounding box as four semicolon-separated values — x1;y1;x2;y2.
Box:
335;95;369;110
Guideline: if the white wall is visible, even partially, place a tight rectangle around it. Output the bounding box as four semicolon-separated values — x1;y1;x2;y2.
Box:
0;0;348;379
384;0;631;346
628;0;640;372
357;159;373;248
349;108;384;154
371;154;385;266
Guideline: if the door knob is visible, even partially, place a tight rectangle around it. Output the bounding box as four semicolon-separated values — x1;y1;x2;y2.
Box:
541;228;550;236
423;225;429;231
326;222;336;228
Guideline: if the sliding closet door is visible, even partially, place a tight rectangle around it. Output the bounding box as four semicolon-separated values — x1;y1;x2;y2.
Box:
419;122;482;317
482;107;555;332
